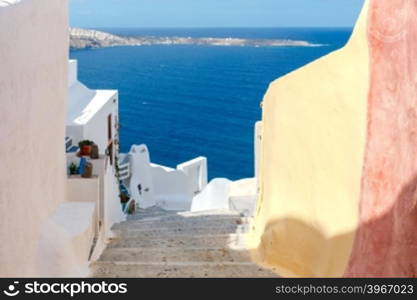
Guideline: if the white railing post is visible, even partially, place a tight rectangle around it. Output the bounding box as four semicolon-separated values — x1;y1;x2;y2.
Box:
177;157;208;195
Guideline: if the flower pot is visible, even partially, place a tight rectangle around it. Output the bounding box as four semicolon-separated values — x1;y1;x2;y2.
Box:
80;145;92;156
90;144;99;159
81;162;93;178
120;193;130;204
69;168;78;175
127;201;136;214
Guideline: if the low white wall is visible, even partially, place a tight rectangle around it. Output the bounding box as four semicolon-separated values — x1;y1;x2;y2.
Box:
151;165;193;211
67;177;99;204
126;144;208;211
67;176;100;233
102;162;125;239
68;60;77;88
37;202;95;277
66;155;124;229
65;155;125;264
191;178;232;212
177;157;208;195
0;0;69;276
128;145;156;208
229;178;258;216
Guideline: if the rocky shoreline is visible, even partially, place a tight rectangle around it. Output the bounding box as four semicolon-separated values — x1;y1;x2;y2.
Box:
70;27;324;50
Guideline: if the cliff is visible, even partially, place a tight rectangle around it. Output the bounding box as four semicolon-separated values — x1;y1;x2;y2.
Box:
70;28;139;49
69;27;323;50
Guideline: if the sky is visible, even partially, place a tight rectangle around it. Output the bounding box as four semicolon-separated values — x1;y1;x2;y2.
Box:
70;0;365;29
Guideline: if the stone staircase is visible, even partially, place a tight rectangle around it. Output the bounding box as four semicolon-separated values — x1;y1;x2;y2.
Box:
91;207;278;277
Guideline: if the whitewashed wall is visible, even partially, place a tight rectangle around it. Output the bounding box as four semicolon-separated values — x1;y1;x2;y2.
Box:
68;60;78;87
83;93;118;156
0;0;69;276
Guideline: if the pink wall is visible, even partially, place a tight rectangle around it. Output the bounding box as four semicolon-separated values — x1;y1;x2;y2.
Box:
346;0;417;277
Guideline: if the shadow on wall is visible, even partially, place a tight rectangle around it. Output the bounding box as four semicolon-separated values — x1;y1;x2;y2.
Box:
253;218;354;277
252;174;417;278
345;174;417;277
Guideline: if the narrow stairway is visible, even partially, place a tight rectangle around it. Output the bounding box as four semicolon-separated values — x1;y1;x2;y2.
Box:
91;207;278;277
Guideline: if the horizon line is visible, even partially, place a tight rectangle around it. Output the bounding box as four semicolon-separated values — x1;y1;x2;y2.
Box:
75;26;354;30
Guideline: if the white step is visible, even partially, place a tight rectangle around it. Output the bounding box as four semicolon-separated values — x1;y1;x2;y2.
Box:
98;247;251;263
121;215;249;227
129;209;241;221
113;224;250;238
92;262;278;278
106;233;247;249
91;208;276;278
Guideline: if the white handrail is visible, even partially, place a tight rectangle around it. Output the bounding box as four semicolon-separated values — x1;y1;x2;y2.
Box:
65;136;73;152
177;156;208;195
118;162;130;180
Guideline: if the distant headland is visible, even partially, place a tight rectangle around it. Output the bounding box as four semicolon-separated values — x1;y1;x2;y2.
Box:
69;27;325;50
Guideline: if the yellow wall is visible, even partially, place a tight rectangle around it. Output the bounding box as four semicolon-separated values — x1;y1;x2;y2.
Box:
249;1;370;277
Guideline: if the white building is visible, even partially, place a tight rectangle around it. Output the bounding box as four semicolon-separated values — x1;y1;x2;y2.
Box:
64;59;124;273
66;60;119;160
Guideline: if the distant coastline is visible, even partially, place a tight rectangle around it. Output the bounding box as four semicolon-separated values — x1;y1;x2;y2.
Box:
69;27;325;50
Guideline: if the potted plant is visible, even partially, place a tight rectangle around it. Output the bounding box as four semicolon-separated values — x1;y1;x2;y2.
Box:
68;162;78;175
78;140;94;156
127;200;136;215
90;143;99;159
81;162;93;178
120;191;130;204
119;191;129;211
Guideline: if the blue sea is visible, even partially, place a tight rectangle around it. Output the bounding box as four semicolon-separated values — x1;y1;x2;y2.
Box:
70;28;353;180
